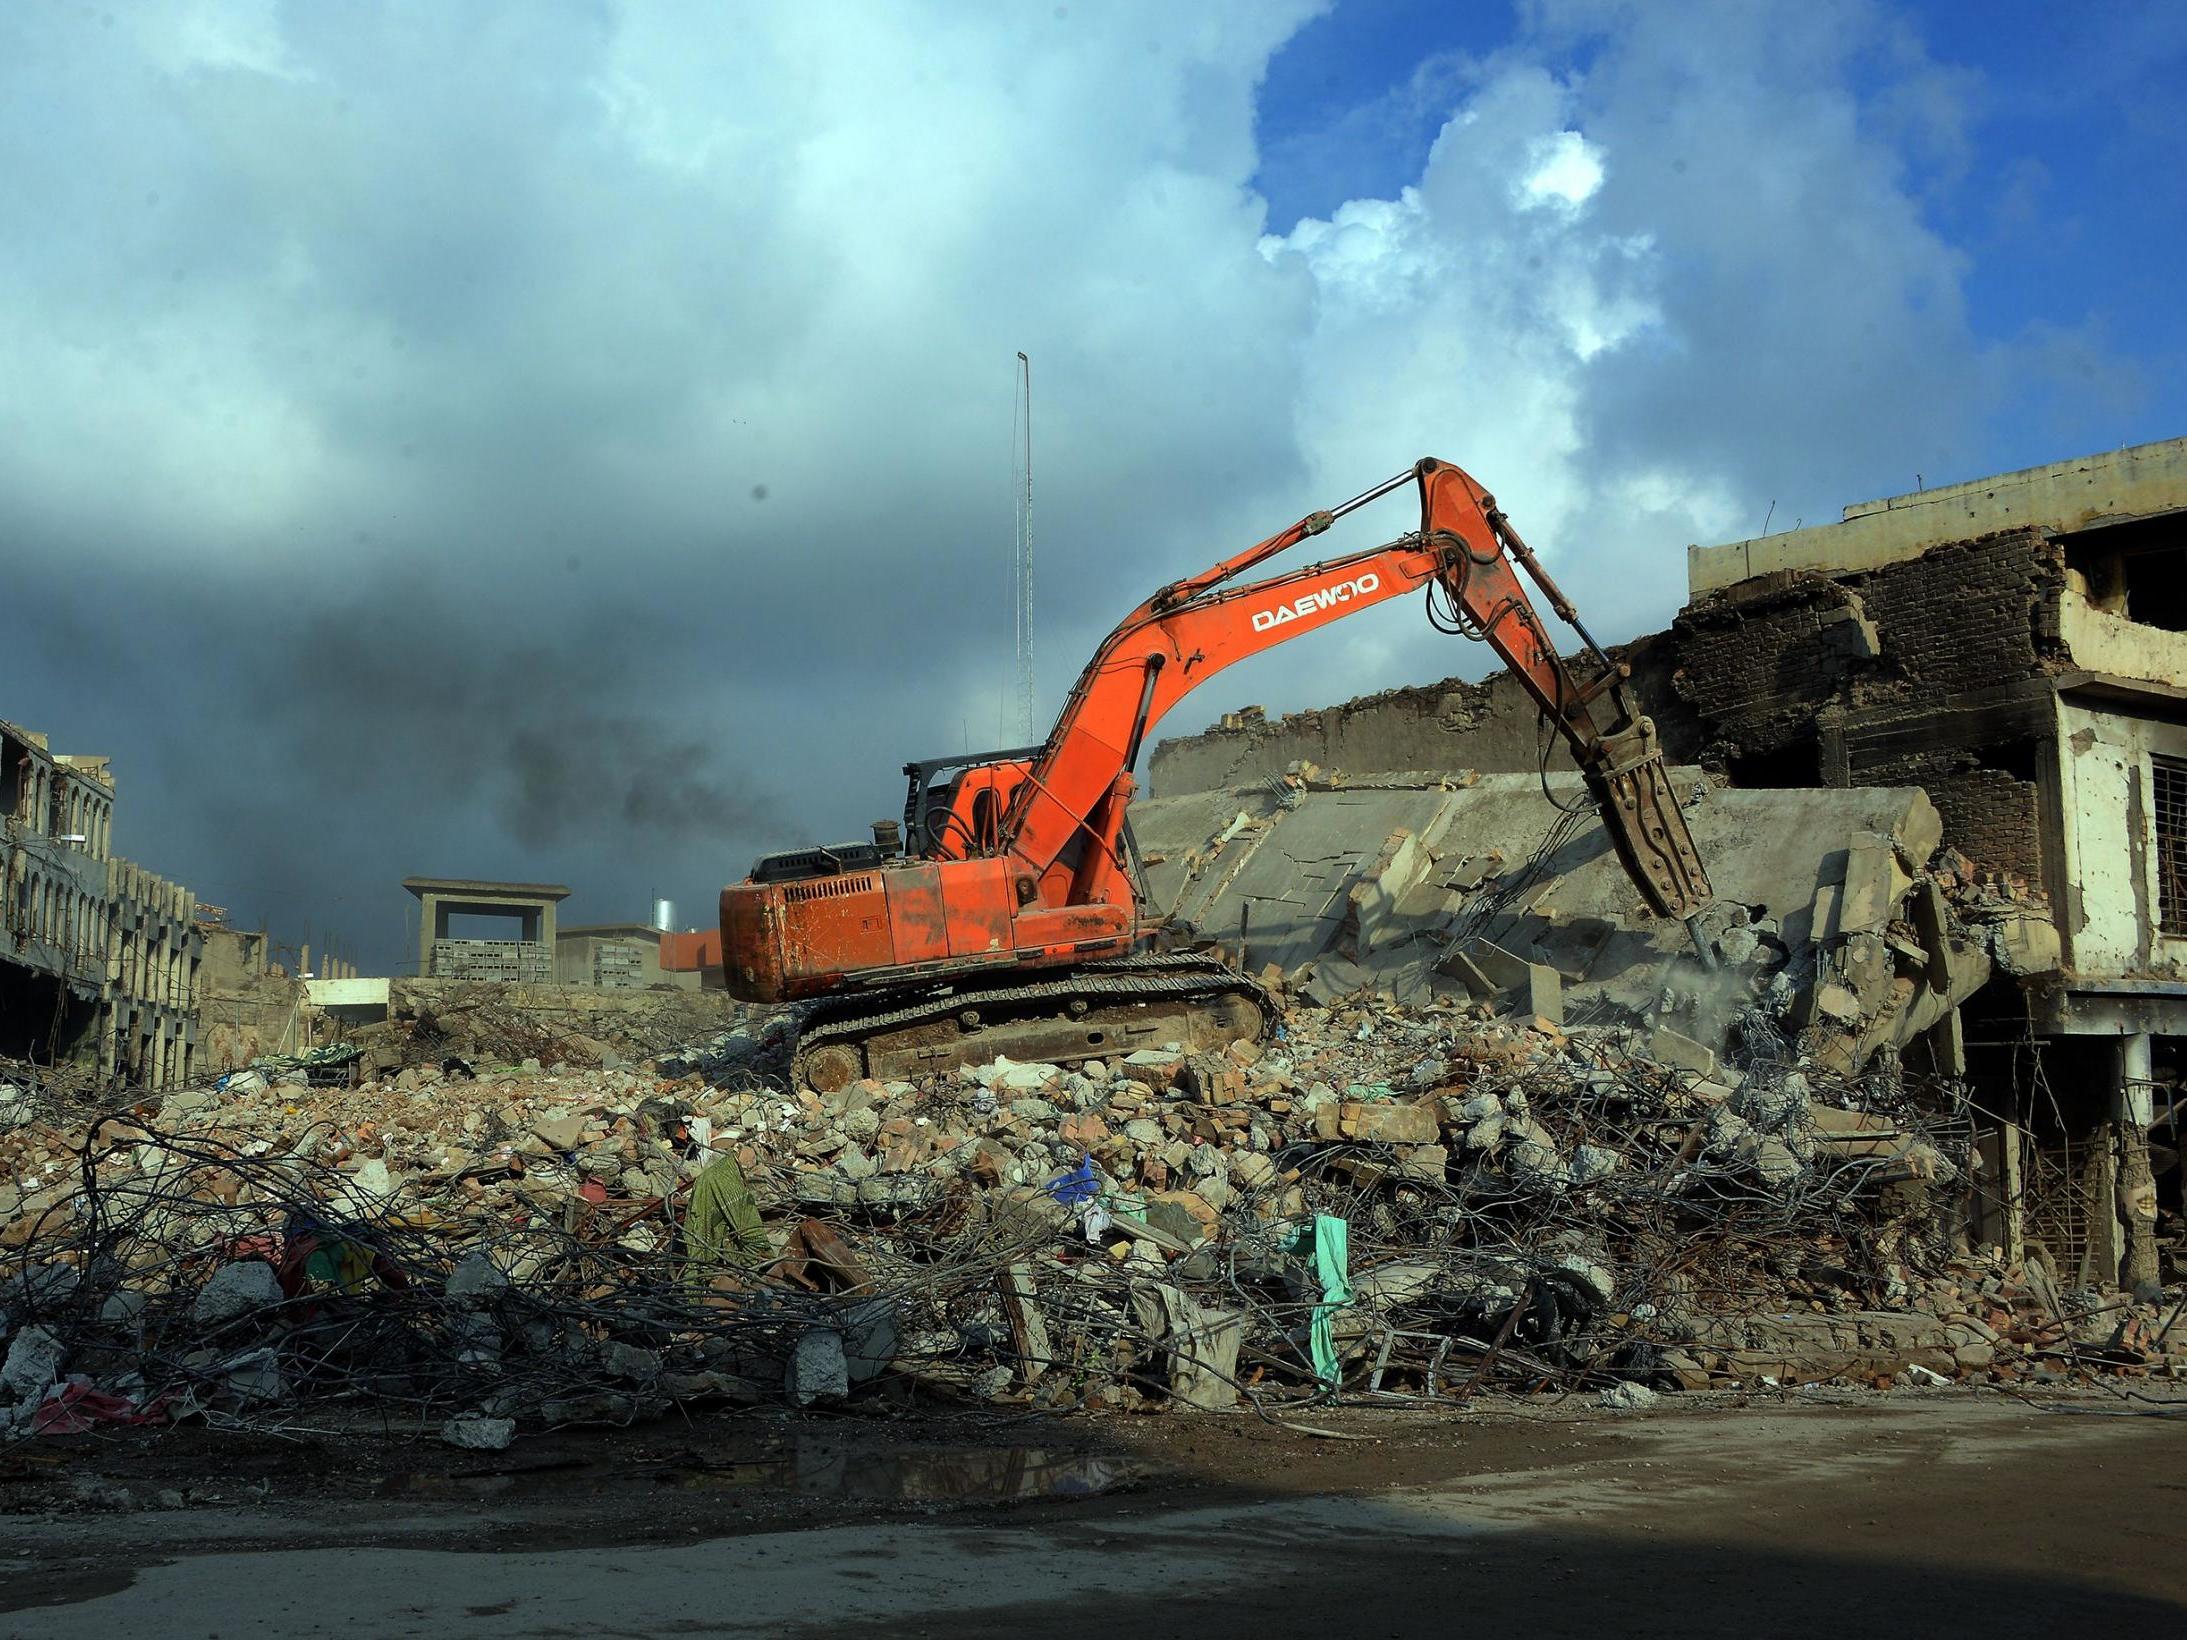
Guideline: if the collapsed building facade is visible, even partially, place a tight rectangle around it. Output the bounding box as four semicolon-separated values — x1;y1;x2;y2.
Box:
1150;435;2187;1294
1;721;199;1090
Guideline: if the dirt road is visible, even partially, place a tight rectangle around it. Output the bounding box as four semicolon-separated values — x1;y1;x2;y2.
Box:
4;1394;2182;1635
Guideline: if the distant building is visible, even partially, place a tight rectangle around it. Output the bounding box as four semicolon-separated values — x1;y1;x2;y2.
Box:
554;923;703;991
403;877;568;982
657;927;727;990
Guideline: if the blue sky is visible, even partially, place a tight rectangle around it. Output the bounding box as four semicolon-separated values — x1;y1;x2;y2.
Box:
1254;0;2184;486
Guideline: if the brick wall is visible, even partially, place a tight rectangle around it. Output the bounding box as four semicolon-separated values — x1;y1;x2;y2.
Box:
1672;528;2065;877
1673;576;1866;757
1879;761;2044;880
1843;529;2066;696
1150;629;1701;795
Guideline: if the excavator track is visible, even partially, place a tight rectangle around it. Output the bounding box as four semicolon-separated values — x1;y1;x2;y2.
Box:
788;952;1276;1094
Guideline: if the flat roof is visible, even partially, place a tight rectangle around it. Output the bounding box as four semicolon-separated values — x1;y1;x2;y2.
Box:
1689;433;2187;597
402;877;572;901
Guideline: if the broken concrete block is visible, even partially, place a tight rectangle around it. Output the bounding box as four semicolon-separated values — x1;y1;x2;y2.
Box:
1892;792;1943;875
786;1329;849;1407
445;1252;510;1304
1809;879;1843;947
99;1290;148;1332
439;1415;516;1452
1340;1100;1440;1144
1754;1137;1803;1186
600;1340;663;1382
1353;827;1434;952
987;1059;1060;1093
1444;850;1504;890
1397;1144;1449;1182
1298;954;1375;1007
1392;879;1458;922
1438;938;1562;1023
1993;912;2062;976
1813;982;1864;1025
531;1113;589;1152
840;1298;899;1384
1461;938;1531;991
1230;1151;1276;1190
1839;836;1900;934
192;1260;284;1327
1434;947;1499;996
1649;1027;1717;1080
1;1324;63;1398
1118;1050;1183;1090
1570;1144;1620;1185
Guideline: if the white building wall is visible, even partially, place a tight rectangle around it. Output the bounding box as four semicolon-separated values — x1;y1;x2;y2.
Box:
2053;697;2187;980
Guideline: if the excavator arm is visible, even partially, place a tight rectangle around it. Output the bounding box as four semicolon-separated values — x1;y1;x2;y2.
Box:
996;457;1712;935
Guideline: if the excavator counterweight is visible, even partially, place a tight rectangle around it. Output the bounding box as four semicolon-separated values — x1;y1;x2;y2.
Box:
724;458;1711;1090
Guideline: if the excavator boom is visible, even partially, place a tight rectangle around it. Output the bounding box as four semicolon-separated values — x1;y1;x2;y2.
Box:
985;457;1708;923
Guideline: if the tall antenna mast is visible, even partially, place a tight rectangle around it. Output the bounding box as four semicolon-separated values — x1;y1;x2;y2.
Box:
1012;351;1035;740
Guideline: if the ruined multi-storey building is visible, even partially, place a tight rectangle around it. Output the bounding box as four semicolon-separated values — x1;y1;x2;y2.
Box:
1151;435;2187;1291
2;719;200;1088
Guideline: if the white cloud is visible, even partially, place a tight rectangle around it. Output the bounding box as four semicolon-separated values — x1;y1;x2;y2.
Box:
1518;129;1606;210
0;0;2107;958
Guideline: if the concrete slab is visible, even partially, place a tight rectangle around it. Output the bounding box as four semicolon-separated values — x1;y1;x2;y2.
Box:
1134;771;1947;1057
1135;785;1457;976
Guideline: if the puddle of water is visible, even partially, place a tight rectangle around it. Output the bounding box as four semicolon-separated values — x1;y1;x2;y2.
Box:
654;1439;1150;1502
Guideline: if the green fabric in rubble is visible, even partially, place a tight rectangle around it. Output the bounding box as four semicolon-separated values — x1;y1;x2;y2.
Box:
684;1153;771;1277
1282;1214;1353;1387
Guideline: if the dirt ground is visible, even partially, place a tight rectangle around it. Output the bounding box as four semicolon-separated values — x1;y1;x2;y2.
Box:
3;1389;2183;1635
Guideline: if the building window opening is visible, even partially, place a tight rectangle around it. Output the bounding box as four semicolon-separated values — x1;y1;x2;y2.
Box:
2158;755;2187;937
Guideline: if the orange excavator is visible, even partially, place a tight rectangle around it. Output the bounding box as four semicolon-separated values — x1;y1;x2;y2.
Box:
723;458;1711;1091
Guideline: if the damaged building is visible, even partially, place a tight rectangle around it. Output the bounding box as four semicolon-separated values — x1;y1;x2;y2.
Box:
2;719;200;1090
1148;435;2187;1293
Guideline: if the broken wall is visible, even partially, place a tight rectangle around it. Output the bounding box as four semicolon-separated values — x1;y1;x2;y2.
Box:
1672;527;2067;881
196;925;308;1073
1133;771;1985;1074
2050;699;2187;980
1148;632;1700;797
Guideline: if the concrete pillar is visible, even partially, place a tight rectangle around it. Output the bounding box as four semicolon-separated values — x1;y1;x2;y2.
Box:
417;894;441;977
2118;1034;2161;1294
2082;1132;2123;1289
2118;1033;2154;1125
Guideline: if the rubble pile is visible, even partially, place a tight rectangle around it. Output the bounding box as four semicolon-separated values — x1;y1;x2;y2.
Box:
5;995;2180;1448
339;979;754;1084
1135;770;1996;1077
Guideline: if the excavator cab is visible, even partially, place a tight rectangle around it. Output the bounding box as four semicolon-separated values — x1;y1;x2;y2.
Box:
900;747;1042;860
